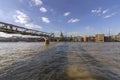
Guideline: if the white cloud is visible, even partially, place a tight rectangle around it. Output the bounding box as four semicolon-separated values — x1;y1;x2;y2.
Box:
64;12;70;16
25;23;42;30
91;8;117;19
102;9;109;14
13;10;30;24
13;10;42;30
68;18;80;23
91;8;102;14
104;13;116;19
41;17;50;23
91;8;109;15
33;0;43;6
40;7;47;13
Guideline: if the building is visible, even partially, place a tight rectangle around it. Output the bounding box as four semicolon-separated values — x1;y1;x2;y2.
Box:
59;32;64;41
114;33;120;42
88;36;95;42
104;36;112;42
73;36;83;42
95;34;104;42
83;36;88;42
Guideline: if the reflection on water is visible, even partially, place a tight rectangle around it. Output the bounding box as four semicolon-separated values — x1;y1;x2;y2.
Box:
0;42;120;80
0;42;56;69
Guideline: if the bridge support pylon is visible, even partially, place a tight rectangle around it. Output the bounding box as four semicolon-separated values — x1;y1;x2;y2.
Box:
45;39;49;45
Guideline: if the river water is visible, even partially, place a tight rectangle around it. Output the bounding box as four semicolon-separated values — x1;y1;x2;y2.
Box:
0;42;120;80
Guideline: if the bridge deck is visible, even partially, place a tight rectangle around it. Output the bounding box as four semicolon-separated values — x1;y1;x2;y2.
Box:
0;22;53;37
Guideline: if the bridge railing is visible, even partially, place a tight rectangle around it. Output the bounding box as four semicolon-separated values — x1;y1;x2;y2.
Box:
0;22;54;37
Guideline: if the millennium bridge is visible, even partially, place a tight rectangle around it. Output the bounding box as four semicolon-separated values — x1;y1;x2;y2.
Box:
0;22;54;44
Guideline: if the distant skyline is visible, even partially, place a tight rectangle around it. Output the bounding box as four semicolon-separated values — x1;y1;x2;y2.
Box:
0;0;120;37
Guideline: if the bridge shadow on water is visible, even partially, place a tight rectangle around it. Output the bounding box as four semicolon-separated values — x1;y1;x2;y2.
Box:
0;42;119;80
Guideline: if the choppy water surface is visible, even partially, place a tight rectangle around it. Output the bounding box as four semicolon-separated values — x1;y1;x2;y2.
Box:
0;42;120;80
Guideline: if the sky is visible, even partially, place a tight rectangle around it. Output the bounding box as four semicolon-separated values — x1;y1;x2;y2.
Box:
0;0;120;37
